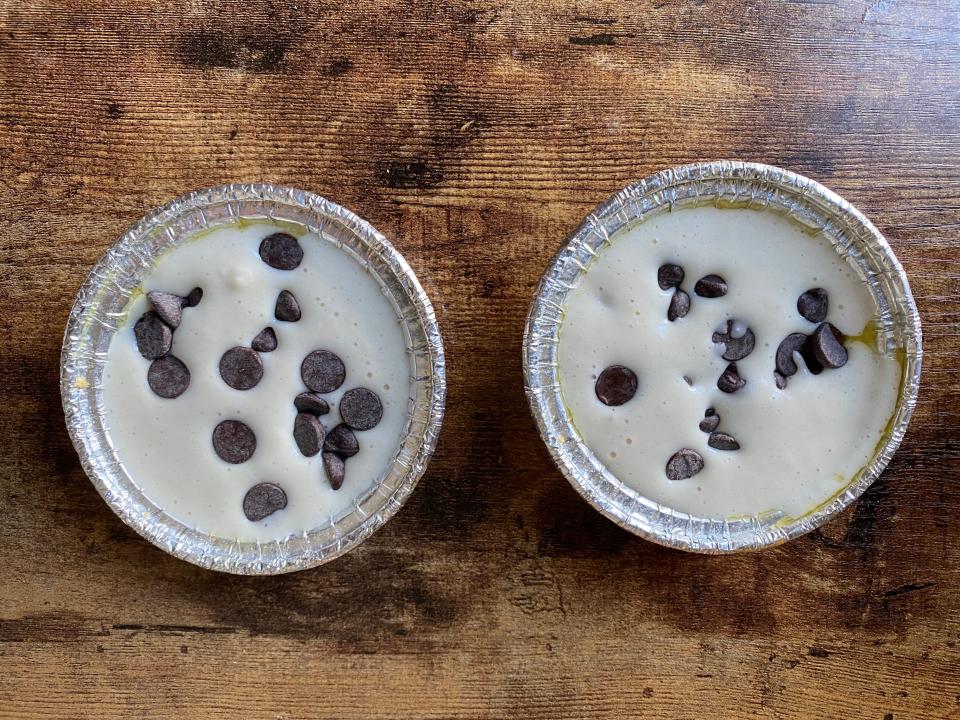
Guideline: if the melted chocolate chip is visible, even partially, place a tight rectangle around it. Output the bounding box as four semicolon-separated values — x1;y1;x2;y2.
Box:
657;263;685;290
242;482;287;521
666;448;704;481
668;288;691;321
147;355;191;398
219;346;264;390
259;232;303;271
301;350;346;393
811;322;848;368
717;362;746;393
797;288;828;323
775;333;808;377
694;274;727;298
712;320;756;361
134;311;172;359
595;365;638;406
212;420;257;464
699;414;720;433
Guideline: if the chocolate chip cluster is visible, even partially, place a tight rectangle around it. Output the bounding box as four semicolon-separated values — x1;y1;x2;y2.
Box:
133;288;203;398
774;288;848;389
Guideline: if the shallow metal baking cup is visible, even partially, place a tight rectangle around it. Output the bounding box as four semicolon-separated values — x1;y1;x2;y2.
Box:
61;184;446;574
523;161;922;553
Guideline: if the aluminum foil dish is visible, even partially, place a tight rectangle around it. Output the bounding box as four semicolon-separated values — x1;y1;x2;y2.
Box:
61;184;445;574
523;161;922;552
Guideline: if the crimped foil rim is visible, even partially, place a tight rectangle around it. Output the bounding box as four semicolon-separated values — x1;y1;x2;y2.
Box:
61;184;446;574
522;161;922;553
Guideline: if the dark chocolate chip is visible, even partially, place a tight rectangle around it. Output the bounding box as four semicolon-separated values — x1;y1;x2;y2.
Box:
294;392;330;416
324;423;359;458
708;431;740;451
251;327;277;352
665;448;704;481
811;322;848;369
699;414;721;433
293;412;325;457
219;346;264;390
704;407;716;417
275;290;301;322
242;482;287;521
147;291;183;329
774;371;788;390
717;362;746;393
797;288;828;323
657;263;685;290
134;311;173;359
339;387;384;430
694;274;727;298
667;288;691;321
259;232;303;271
301;350;346;393
212;420;257;464
184;287;203;307
712;320;756;361
322;452;345;491
683;375;693;386
799;336;824;375
775;333;808;377
147;355;190;398
595;365;638;406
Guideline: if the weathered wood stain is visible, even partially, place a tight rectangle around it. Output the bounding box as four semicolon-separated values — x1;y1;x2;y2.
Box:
1;0;959;717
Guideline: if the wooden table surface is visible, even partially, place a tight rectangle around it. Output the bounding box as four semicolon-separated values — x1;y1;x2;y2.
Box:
2;1;959;717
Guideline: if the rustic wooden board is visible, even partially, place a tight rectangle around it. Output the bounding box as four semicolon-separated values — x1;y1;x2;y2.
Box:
1;0;959;717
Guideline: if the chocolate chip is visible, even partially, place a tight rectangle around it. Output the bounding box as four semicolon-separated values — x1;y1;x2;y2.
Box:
219;346;264;390
322;452;345;490
708;431;740;451
134;311;172;359
775;333;808;377
799;336;824;375
251;327;277;352
259;232;303;271
184;287;203;307
712;320;756;361
699;414;720;433
242;482;287;521
147;355;190;398
275;290;301;322
339;387;383;430
705;407;716;416
774;371;788;390
811;322;848;369
667;288;690;321
657;263;685;290
665;448;704;481
324;423;359;458
595;365;638;406
147;291;183;329
694;274;727;298
293;413;325;457
301;350;346;393
797;288;828;323
717;362;746;393
294;392;330;416
212;420;257;464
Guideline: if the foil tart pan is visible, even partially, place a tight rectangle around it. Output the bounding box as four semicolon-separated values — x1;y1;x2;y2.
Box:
61;184;446;574
523;161;922;553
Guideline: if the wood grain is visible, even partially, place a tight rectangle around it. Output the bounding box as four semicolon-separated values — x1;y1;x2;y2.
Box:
1;0;959;717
